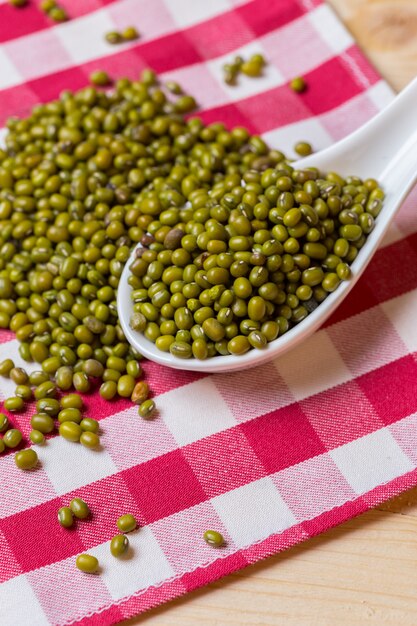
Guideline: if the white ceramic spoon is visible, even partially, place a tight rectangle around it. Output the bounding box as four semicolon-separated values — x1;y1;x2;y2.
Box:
118;77;417;373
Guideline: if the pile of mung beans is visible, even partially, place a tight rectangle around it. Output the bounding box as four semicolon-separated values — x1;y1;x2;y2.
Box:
126;139;384;358
0;67;384;370
0;67;382;569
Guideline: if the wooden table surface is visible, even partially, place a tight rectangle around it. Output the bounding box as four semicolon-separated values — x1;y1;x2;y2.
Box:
127;2;417;623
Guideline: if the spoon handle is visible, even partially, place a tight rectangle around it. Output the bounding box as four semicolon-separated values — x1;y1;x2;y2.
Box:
295;76;417;180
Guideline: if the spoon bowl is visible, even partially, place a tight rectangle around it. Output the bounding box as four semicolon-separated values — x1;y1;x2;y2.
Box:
118;77;417;373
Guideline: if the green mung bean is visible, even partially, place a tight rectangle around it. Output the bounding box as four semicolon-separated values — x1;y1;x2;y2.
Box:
294;142;312;156
37;398;60;416
90;71;111;87
30;430;45;445
80;418;99;433
31;413;55;434
9;367;28;385
3;428;22;448
58;408;82;424
105;31;123;44
122;26;139;41
59;421;82;442
0;413;9;432
4;397;24;412
34;381;57;399
15;385;32;401
203;529;224;547
116;514;137;533
290;76;306;92
70;498;90;519
80;431;100;448
60;394;83;410
76;554;98;574
15;449;38;470
0;359;14;377
138;399;155;419
49;6;67;21
99;380;118;400
110;534;129;557
58;506;74;528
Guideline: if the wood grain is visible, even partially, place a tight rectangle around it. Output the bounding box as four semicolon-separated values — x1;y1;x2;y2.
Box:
127;3;417;623
328;0;417;90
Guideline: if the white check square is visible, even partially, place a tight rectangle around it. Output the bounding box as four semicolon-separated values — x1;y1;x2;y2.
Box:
330;429;414;494
276;330;352;401
164;0;231;28
0;575;47;626
95;525;175;600
212;477;297;547
57;10;116;64
42;436;118;495
381;290;417;354
309;4;353;55
0;47;22;89
263;117;333;156
159;377;236;446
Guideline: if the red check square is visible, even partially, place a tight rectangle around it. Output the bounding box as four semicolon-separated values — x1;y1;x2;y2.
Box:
0;499;85;571
184;428;266;497
185;12;252;59
301;380;384;449
241;404;327;473
357;356;417;426
122;450;207;524
237;0;304;36
0;531;22;583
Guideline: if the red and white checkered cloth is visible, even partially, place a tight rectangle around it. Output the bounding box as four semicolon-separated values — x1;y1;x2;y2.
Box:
1;1;417;624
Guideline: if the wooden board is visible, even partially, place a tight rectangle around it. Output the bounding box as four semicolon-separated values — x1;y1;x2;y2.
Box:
127;2;417;623
329;0;417;90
